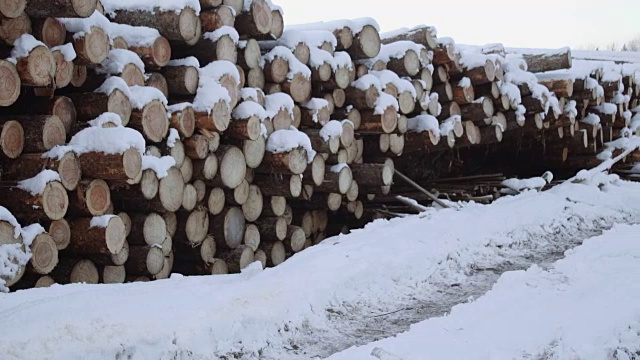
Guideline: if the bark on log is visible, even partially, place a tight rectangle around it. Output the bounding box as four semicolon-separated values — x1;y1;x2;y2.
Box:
3;96;76;135
32;18;66;47
194;100;231;132
349;25;381;60
71;27;110;65
129;100;169;143
176;33;237;64
67;90;132;126
67;179;111;217
174;208;209;246
345;84;379;109
235;0;272;37
200;6;235;32
0;115;65;153
125;245;164;276
359;106;398;134
25;0;97;18
108;7;201;44
350;159;394;187
538;78;574;98
522;49;572;73
256;147;308;175
218;245;254;273
67;216;126;256
162;65;199;96
77;147;142;181
316;164;353;194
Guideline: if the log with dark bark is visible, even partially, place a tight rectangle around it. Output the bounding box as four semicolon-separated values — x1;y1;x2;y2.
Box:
350;159;394;187
77;147;142;182
27;232;58;275
358;106;398;134
3;96;76;135
200;5;235;32
194;100;231;132
175;33;237;64
316;164;353;194
129;100;169;143
235;0;272;37
70;27;110;65
256;147;308;175
50;258;99;284
162;65;199;96
25;0;97;18
108;6;201;44
68;90;132;126
125;245;165;276
67;179;111;217
66;216;126;256
349;25;381;60
1;115;65;153
13;44;55;87
521;48;572;73
31;18;66;47
381;25;438;50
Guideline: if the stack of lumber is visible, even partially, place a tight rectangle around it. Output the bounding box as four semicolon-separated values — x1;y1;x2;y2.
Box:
0;0;639;290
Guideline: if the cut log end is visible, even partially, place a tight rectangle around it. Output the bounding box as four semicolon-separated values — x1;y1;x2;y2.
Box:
30;233;59;275
0;120;24;158
0;60;21;107
105;216;127;255
43;181;69;221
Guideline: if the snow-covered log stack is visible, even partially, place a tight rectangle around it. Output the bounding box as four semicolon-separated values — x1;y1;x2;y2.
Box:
0;0;639;291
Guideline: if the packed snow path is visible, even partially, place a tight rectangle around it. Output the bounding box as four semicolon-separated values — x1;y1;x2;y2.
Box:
328;223;640;360
1;180;640;359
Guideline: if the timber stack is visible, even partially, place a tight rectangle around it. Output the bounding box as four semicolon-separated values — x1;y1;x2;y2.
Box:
0;0;639;291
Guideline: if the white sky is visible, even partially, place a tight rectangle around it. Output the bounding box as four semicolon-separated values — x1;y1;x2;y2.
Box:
277;0;640;49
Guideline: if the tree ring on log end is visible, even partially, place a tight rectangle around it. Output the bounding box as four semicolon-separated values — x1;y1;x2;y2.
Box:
159;167;185;212
0;61;20;106
220;146;246;188
183;66;199;95
72;0;98;18
380;107;398;134
31;234;58;274
108;89;132;126
121;63;145;86
1;120;24;158
152;36;172;67
122;147;143;180
357;25;381;58
142;100;169;143
85;179;110;216
85;27;109;64
104;216;126;255
43;181;68;221
48;219;71;250
179;7;199;43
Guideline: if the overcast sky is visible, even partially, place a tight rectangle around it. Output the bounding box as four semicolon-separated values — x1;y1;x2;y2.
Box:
278;0;639;49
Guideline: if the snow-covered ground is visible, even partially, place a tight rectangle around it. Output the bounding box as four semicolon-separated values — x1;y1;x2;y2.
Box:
1;179;640;359
328;223;640;360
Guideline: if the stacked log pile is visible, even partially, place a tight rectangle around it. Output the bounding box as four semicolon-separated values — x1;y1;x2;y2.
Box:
0;0;639;290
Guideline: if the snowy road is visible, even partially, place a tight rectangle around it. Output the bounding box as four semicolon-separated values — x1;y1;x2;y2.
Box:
1;179;640;359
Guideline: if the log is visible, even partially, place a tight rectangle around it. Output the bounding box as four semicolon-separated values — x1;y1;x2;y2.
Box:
453;80;475;104
101;265;126;284
162;65;199;96
256;147;308;175
77;147;142;181
244;224;260;251
464;59;496;85
169;105;196;138
0;13;31;46
0;179;68;221
350;159;394;187
317;164;353;194
0;120;23;159
32;18;66;47
255;216;287;242
108;6;201;44
206;187;225;215
386;49;421;77
3;96;76;135
67;90;132;126
227;116;262;141
87;240;129;266
235;0;272;37
145;73;168;97
460;97;494;123
345;84;379;109
210;206;246;249
28;233;58;275
13;44;55;87
0;115;65;153
0;60;20;107
349;25;381;60
25;0;97;18
174;208;209;246
359;106;398;134
381;26;437;50
130;36;171;68
538;78;574;98
283;225;306;253
67;179;111;217
71;27;110;65
259;239;285;267
281;73;312;103
184;134;210;160
67;216;126;256
241;184;263;222
46;219;71;250
129;100;169;143
125;245;165;276
200;6;235;32
177;33;237;64
218;245;254;273
194;100;231;132
0;0;26;19
174;234;216;264
522;48;572;73
128;212;167;246
51;258;99;284
226;179;250;206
